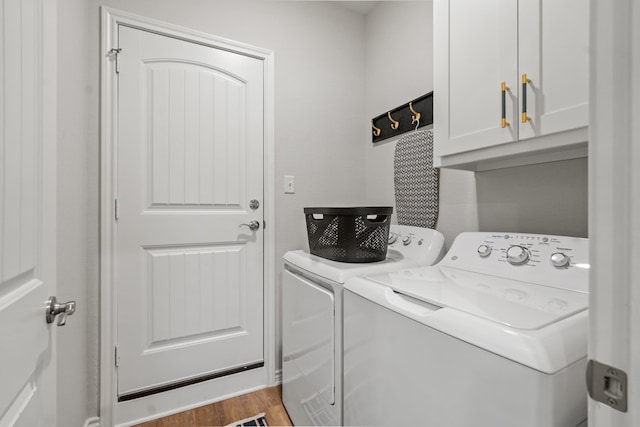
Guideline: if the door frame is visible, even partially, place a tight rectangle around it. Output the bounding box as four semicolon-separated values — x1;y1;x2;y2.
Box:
99;7;276;426
588;0;640;425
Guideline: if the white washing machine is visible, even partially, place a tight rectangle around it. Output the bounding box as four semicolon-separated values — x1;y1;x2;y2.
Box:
343;232;589;427
282;225;446;426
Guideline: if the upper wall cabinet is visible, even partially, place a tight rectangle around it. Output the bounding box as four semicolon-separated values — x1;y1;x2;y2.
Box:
433;0;589;171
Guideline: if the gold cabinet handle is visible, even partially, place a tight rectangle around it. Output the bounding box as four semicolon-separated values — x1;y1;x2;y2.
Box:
501;82;510;128
522;73;532;123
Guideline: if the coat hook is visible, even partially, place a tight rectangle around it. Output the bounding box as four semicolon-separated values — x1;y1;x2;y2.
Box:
409;102;421;123
388;111;399;130
410;102;421;131
372;120;381;137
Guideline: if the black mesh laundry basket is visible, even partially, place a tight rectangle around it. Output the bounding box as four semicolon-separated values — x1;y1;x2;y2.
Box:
304;207;393;263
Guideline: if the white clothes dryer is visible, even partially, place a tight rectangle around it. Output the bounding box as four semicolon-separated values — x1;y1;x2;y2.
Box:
282;225;446;426
343;232;589;427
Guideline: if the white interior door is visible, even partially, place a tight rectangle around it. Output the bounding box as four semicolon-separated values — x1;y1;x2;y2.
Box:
0;0;57;425
115;25;265;398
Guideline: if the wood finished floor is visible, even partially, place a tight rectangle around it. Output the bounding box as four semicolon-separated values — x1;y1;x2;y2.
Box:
134;386;293;427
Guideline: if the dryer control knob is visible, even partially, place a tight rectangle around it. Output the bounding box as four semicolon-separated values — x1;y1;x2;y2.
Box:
506;245;530;265
402;235;413;246
477;244;492;257
550;252;570;268
388;232;398;245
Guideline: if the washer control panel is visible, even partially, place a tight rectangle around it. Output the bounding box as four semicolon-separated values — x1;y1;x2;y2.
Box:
442;232;589;292
387;225;446;265
388;231;420;247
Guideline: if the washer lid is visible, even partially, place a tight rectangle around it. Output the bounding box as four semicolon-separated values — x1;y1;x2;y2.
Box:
283;249;411;284
365;265;588;330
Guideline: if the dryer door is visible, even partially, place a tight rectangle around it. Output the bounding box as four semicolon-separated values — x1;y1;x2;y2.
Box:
283;270;335;406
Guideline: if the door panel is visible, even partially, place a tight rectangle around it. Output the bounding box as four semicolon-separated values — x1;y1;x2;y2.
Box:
146;63;245;208
1;0;38;281
0;283;49;423
143;244;245;347
435;0;518;157
518;0;589;140
116;25;264;396
0;0;56;424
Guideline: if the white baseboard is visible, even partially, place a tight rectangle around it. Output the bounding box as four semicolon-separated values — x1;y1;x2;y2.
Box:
84;416;100;427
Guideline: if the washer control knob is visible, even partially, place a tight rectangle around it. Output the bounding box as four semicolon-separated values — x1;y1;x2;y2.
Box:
477;244;492;257
402;235;413;246
550;252;571;268
506;245;530;265
388;232;398;245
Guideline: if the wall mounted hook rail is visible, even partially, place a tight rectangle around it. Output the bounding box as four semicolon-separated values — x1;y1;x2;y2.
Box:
371;92;433;143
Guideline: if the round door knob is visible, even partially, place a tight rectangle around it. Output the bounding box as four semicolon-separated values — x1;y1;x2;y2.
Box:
402;235;413;246
550;252;570;268
477;244;492;257
239;220;260;231
388;232;398;245
506;245;530;265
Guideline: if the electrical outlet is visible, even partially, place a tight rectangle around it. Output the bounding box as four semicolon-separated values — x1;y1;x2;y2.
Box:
284;175;295;194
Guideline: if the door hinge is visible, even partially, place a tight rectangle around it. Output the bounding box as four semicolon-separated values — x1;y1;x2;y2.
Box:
263;220;266;230
107;47;122;74
587;359;628;412
114;198;119;221
114;346;120;367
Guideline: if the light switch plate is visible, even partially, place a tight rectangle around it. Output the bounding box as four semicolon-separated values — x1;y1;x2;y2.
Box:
284;175;295;194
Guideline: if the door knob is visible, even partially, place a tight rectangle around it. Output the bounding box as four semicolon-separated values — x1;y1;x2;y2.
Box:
239;220;260;231
46;296;76;326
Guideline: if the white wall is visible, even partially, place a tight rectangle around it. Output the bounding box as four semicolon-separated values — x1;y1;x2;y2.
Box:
476;158;588;237
57;0;99;426
58;0;367;424
363;1;479;247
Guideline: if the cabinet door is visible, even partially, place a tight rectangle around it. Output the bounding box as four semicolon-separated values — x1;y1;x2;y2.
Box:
518;0;589;140
434;0;518;157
